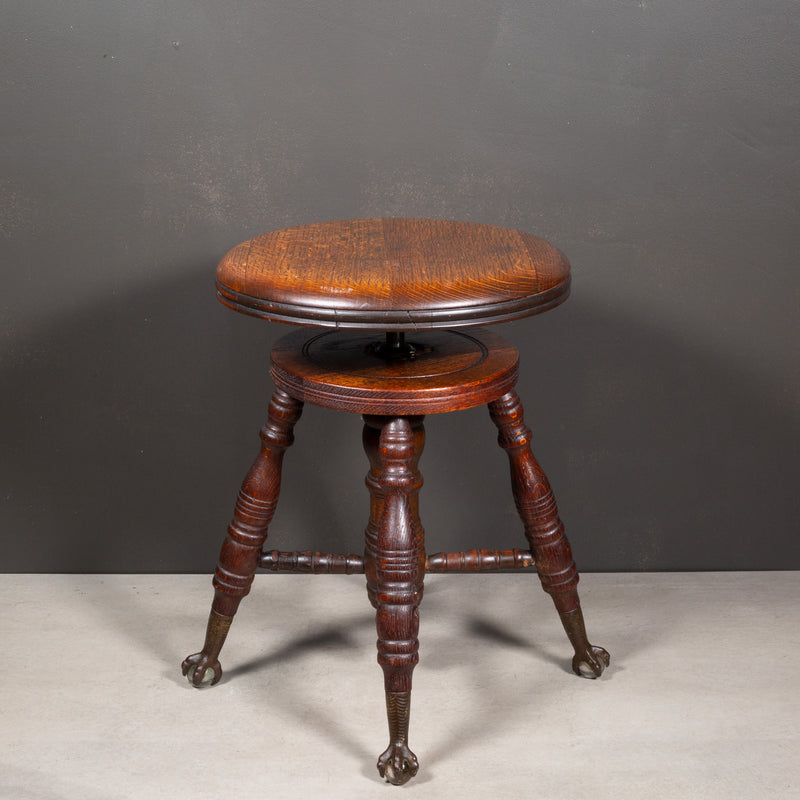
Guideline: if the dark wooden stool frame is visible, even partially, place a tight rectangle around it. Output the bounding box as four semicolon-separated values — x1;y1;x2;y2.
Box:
182;219;609;785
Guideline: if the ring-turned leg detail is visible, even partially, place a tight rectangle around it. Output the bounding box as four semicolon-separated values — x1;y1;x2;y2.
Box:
489;390;609;678
363;416;425;784
182;389;303;687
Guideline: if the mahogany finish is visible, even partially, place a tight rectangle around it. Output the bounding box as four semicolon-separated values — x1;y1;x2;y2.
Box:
426;547;534;573
182;389;303;686
216;218;571;329
270;327;518;414
260;549;365;574
260;548;535;574
489;391;610;678
184;218;608;785
363;415;426;783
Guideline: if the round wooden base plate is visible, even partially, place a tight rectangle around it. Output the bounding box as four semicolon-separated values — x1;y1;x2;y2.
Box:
270;328;519;415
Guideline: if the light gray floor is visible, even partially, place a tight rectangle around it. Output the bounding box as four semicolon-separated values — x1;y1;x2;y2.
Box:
2;572;797;799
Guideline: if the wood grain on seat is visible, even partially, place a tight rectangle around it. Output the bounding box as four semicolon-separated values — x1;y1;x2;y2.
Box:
216;218;570;329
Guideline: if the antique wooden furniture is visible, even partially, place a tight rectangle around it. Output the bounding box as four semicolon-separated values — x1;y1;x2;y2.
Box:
182;218;609;785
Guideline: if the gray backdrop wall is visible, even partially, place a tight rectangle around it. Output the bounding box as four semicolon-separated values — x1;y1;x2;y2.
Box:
3;2;798;572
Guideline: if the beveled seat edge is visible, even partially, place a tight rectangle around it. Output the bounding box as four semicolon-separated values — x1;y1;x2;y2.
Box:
216;276;570;330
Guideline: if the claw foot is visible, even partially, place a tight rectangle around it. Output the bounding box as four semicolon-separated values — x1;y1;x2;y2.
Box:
377;742;419;785
572;644;610;678
181;652;222;687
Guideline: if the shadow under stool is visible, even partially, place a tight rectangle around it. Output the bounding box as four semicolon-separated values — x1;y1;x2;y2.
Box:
182;218;609;785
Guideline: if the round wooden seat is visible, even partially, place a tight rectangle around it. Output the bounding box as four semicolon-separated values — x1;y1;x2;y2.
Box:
216;218;571;329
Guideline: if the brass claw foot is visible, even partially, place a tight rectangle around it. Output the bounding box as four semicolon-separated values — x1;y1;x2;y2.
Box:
572;644;610;678
181;652;222;687
377;742;419;785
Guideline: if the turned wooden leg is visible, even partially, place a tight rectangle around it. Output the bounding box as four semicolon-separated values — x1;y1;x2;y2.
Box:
363;415;426;785
489;390;609;678
182;389;303;686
